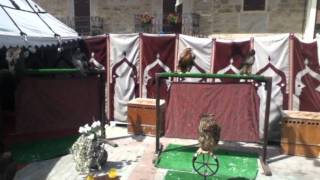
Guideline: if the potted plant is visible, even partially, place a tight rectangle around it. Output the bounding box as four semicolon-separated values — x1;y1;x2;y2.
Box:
70;121;109;174
166;13;180;25
139;12;154;25
137;12;154;32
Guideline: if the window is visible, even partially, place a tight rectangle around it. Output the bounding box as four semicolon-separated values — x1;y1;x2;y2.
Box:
243;0;266;11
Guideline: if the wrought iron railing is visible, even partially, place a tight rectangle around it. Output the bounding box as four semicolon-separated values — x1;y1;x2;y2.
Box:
58;14;201;36
58;16;104;36
134;13;200;36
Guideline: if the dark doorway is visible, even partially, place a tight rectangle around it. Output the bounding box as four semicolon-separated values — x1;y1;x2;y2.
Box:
163;0;182;33
74;0;90;35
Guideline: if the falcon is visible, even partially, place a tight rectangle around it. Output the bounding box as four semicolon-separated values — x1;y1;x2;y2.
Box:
178;48;195;73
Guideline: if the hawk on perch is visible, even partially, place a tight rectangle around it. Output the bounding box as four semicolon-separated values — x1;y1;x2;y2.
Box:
177;48;195;73
198;113;221;154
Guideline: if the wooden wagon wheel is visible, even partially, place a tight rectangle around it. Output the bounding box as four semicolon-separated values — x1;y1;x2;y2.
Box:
192;152;219;178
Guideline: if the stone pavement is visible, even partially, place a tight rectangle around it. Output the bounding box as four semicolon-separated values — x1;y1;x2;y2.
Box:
14;126;319;180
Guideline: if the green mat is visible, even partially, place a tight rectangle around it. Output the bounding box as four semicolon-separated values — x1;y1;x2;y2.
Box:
157;144;258;180
10;135;79;163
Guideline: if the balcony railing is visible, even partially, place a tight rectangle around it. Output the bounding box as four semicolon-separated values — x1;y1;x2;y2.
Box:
57;13;201;36
58;16;104;36
134;13;200;36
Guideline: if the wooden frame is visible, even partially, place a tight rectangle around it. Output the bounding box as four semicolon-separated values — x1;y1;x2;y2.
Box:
25;68;106;138
154;72;272;176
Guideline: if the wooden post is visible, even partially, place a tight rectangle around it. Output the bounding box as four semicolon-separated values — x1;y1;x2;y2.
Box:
260;77;272;176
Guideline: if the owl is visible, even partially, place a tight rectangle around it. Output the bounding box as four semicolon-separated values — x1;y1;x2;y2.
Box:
71;48;89;76
198;113;221;154
178;48;195;73
240;49;255;75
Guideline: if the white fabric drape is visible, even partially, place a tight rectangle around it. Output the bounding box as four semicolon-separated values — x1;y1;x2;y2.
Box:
178;34;212;81
253;34;289;140
110;34;140;122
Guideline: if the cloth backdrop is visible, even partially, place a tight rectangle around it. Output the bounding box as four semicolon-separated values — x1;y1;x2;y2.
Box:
253;34;289;141
83;35;108;118
140;34;176;99
83;35;107;70
178;34;212;82
291;37;320;112
109;34;140;122
14;77;100;140
165;83;260;142
213;39;251;82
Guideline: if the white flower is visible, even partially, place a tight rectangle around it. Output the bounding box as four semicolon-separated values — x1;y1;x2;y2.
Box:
87;133;95;140
96;130;102;137
78;127;85;134
84;124;90;129
104;124;109;129
92;121;101;128
85;126;91;133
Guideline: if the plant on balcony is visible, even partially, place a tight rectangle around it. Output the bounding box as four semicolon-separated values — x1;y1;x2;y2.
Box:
166;13;180;25
138;12;154;25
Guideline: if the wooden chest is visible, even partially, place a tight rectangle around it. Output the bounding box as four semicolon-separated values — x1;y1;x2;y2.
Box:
127;98;165;136
281;110;320;158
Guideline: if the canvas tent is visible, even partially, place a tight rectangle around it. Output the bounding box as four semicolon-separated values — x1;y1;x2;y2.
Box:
0;0;78;47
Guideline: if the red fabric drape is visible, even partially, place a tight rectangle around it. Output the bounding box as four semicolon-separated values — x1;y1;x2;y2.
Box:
213;41;251;82
292;37;320;111
83;36;108;78
165;83;260;142
141;35;176;99
15;77;100;135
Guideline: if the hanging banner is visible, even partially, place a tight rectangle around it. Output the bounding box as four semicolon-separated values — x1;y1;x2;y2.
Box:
291;36;320;112
83;35;108;121
83;35;107;67
178;34;212;81
213;39;251;82
140;34;176;98
109;34;140;122
253;34;289;140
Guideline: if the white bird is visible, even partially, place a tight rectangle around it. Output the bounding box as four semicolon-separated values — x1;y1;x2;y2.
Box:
89;52;105;70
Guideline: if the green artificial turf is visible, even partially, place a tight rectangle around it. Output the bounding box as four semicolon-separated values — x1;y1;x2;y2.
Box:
10;135;79;163
157;144;258;180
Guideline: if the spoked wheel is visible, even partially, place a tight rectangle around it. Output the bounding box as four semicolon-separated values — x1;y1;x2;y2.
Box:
192;152;219;178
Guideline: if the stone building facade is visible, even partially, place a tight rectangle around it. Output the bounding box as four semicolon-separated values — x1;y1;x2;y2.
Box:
34;0;309;37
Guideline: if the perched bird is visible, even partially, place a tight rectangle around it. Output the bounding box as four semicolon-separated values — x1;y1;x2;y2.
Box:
240;49;255;75
89;52;105;71
71;48;88;76
178;48;195;73
198;113;221;154
5;47;28;75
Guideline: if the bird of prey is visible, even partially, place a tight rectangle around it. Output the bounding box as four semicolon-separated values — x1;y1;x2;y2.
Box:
5;47;28;75
198;113;221;154
89;52;105;71
71;48;88;76
178;48;195;73
240;49;255;75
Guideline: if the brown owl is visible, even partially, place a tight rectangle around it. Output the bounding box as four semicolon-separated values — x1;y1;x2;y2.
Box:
178;48;195;73
198;113;221;154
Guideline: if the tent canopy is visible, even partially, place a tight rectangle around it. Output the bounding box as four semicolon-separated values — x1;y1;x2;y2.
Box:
0;0;79;47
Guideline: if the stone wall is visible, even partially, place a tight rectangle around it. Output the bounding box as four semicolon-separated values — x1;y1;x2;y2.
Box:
192;0;306;35
90;0;159;33
33;0;74;17
34;0;307;35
